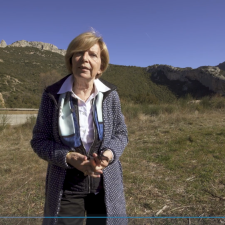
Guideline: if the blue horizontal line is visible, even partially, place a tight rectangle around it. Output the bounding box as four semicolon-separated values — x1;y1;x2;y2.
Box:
1;217;225;219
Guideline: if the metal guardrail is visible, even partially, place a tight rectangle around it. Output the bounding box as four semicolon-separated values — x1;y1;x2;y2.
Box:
0;110;38;125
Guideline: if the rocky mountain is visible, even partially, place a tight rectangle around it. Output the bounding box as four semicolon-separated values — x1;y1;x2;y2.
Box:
0;40;7;48
216;61;225;71
146;65;225;95
0;39;66;56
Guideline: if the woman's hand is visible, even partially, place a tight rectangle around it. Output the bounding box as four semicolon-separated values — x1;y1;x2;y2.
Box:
66;152;103;177
91;150;113;170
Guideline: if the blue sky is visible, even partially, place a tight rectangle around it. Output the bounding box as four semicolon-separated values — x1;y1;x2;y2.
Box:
1;0;224;68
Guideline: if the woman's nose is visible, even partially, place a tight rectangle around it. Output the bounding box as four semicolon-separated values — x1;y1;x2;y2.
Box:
81;52;89;62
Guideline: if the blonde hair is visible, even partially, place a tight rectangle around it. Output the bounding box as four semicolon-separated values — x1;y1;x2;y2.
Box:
65;31;109;78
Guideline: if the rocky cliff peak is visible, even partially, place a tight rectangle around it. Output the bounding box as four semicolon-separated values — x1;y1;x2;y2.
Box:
0;40;66;56
146;64;225;95
0;40;7;48
216;61;225;71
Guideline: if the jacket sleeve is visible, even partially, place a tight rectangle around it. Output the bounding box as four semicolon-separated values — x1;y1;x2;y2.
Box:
101;91;128;163
30;91;72;169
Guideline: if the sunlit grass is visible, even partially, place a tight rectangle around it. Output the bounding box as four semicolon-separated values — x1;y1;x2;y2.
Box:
122;100;225;222
1;98;225;224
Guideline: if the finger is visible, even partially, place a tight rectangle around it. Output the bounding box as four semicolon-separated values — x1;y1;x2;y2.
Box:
90;172;101;178
84;162;103;174
92;153;101;166
71;152;87;162
93;166;103;174
100;160;109;168
79;154;87;161
89;157;97;168
89;158;99;172
90;154;108;170
92;153;98;157
89;157;104;173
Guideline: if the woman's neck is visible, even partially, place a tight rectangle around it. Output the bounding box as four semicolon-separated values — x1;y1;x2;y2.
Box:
73;76;95;102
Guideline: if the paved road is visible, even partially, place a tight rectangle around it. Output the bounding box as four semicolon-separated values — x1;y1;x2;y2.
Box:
0;114;37;126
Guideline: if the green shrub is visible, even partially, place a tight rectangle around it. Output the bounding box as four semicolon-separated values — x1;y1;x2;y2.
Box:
133;93;159;104
163;105;176;114
142;105;161;116
200;96;211;109
211;97;225;109
121;104;140;121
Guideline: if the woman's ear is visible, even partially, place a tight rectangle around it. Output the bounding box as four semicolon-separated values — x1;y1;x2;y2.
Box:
96;66;102;78
96;72;102;79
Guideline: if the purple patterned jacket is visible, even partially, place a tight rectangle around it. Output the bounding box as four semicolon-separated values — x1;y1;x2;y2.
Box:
30;75;128;225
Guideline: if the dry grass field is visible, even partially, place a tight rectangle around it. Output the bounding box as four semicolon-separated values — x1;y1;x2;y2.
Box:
1;98;225;225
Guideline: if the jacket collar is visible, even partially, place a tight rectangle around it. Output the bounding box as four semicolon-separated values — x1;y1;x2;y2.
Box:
45;74;117;97
57;74;111;95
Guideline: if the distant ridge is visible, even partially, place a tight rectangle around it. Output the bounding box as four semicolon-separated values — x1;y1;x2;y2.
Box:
0;43;225;108
147;64;225;95
0;39;66;56
216;61;225;71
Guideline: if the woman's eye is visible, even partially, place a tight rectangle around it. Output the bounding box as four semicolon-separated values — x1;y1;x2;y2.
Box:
74;52;82;56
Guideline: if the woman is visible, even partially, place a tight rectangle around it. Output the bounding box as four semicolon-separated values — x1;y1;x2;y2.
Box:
31;31;128;225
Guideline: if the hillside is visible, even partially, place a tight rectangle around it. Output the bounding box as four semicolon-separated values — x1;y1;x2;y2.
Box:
0;46;223;108
0;46;67;108
0;46;177;108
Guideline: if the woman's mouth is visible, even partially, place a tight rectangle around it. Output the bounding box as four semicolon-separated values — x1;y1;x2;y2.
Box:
79;66;90;70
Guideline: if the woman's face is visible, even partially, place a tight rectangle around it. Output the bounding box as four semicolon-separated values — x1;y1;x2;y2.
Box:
71;43;102;81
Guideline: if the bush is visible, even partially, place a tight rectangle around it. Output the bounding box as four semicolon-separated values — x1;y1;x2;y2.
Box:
200;96;211;109
163;105;176;114
211;97;225;109
121;103;140;121
133;93;159;104
142;105;161;116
